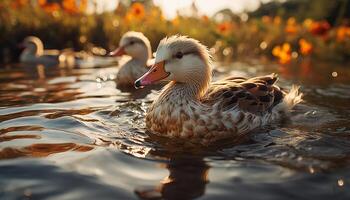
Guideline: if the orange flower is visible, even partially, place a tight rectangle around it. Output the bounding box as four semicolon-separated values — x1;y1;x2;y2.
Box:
124;13;133;23
273;16;281;25
61;0;86;14
272;43;292;64
287;17;296;26
336;26;350;42
262;16;272;24
11;0;28;9
272;46;281;57
150;7;161;18
309;20;330;36
62;0;78;14
303;18;313;29
217;22;232;34
285;25;298;34
285;17;298;34
282;43;291;52
130;2;145;19
38;0;60;13
79;0;87;13
299;39;313;56
171;17;180;26
201;15;209;23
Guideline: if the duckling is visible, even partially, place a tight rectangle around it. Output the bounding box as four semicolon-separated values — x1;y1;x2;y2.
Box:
109;31;153;87
135;35;303;145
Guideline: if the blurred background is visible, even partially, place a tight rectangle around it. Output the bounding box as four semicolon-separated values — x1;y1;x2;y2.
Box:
0;0;349;65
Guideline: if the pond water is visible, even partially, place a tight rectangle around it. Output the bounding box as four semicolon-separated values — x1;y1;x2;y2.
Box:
0;59;350;200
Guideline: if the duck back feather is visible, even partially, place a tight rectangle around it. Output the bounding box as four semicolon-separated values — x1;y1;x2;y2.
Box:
202;73;287;114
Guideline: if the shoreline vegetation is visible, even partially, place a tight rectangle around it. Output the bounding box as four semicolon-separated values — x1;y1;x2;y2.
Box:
0;0;349;65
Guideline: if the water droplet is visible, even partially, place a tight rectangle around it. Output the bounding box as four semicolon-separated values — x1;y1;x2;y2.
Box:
332;71;338;77
109;74;116;80
96;77;102;83
338;179;344;187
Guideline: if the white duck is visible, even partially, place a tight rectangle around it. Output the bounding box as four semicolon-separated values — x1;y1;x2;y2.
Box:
109;31;153;87
19;36;66;65
135;35;303;145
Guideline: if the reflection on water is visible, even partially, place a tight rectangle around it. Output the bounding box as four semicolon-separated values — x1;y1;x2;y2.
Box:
136;157;209;200
0;60;350;199
0;143;93;159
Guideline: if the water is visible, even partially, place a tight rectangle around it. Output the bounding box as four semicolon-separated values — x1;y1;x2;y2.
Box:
0;59;350;200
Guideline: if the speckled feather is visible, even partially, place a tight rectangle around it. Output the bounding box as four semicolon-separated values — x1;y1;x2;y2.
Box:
202;73;285;113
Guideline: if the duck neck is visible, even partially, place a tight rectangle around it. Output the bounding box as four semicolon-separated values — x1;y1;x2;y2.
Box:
32;41;44;56
160;78;210;103
157;61;212;105
132;53;147;65
23;45;41;57
173;66;211;100
132;44;152;65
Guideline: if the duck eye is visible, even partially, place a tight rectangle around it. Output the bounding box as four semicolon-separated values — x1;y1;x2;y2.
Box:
129;41;135;45
175;52;183;59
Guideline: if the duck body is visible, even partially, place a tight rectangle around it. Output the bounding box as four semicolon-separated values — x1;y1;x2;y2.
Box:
136;35;302;144
110;32;153;87
20;50;60;65
146;75;301;144
115;59;149;86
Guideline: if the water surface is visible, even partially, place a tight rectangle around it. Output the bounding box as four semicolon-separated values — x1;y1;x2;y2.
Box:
0;59;350;200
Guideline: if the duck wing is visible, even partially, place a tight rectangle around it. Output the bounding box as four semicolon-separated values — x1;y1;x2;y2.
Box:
202;73;285;113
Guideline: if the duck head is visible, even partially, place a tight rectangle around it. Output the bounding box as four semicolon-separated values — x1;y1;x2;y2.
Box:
109;31;152;62
135;35;212;96
21;36;44;56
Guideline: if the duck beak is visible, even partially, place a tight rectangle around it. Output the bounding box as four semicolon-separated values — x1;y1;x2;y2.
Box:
109;46;125;57
135;61;169;88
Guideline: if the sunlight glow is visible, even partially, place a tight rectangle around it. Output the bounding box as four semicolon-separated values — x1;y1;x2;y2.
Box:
91;0;271;18
153;0;266;18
